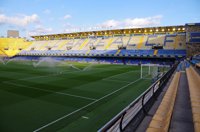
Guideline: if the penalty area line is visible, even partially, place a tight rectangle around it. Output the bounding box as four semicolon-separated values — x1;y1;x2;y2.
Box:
33;76;144;132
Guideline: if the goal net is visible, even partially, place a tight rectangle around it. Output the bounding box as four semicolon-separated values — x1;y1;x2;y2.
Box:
140;64;169;82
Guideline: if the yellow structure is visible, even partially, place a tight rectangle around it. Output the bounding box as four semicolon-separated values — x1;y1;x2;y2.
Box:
0;25;187;57
79;38;89;50
0;38;32;57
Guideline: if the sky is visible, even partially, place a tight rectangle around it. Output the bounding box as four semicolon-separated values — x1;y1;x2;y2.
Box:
0;0;200;38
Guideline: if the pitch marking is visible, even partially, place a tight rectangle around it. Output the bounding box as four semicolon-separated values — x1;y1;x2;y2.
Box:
33;75;146;132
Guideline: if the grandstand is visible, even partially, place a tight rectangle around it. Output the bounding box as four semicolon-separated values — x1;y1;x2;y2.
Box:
14;25;188;67
0;37;31;57
18;28;186;59
0;23;200;132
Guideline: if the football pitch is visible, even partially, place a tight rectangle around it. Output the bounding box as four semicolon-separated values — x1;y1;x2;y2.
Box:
0;60;153;132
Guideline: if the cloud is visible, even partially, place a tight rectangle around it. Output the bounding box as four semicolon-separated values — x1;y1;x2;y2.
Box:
98;15;163;28
63;14;71;19
43;9;51;14
62;15;163;33
0;14;40;27
100;20;120;28
63;23;79;32
28;25;53;36
62;22;90;33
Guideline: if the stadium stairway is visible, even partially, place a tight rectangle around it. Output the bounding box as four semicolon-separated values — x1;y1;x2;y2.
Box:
129;61;199;132
79;38;89;50
57;40;69;50
153;50;158;56
136;36;145;49
169;66;194;132
105;38;114;50
86;50;91;55
146;72;181;132
115;49;121;55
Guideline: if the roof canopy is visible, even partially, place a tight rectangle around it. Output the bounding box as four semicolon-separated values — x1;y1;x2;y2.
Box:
32;25;186;40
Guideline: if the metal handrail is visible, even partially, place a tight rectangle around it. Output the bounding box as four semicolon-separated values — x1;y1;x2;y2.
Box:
98;64;177;132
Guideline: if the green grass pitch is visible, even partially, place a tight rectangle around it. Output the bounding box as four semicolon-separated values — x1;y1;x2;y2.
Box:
0;60;152;132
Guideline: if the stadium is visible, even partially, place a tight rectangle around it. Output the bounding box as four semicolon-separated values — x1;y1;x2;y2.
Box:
0;1;200;132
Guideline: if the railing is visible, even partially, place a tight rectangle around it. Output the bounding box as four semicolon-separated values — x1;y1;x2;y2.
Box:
98;64;178;132
189;60;200;74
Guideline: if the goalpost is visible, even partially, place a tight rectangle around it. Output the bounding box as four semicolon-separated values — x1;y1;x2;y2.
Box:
140;64;170;82
140;64;151;79
140;64;162;79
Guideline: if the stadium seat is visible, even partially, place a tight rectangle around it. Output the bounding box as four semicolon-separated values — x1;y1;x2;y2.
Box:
15;33;187;58
146;72;181;132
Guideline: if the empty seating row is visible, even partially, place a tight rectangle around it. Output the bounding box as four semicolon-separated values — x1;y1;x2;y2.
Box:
18;49;186;57
186;66;200;132
146;72;181;132
119;49;154;56
89;50;117;55
23;34;186;51
157;49;186;56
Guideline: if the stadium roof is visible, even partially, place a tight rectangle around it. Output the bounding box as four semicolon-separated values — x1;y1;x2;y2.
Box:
32;25;186;40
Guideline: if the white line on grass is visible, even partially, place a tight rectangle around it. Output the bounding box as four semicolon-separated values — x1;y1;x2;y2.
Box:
33;76;146;132
3;82;97;101
103;70;140;80
1;70;83;84
102;79;131;83
82;116;89;119
102;70;143;83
